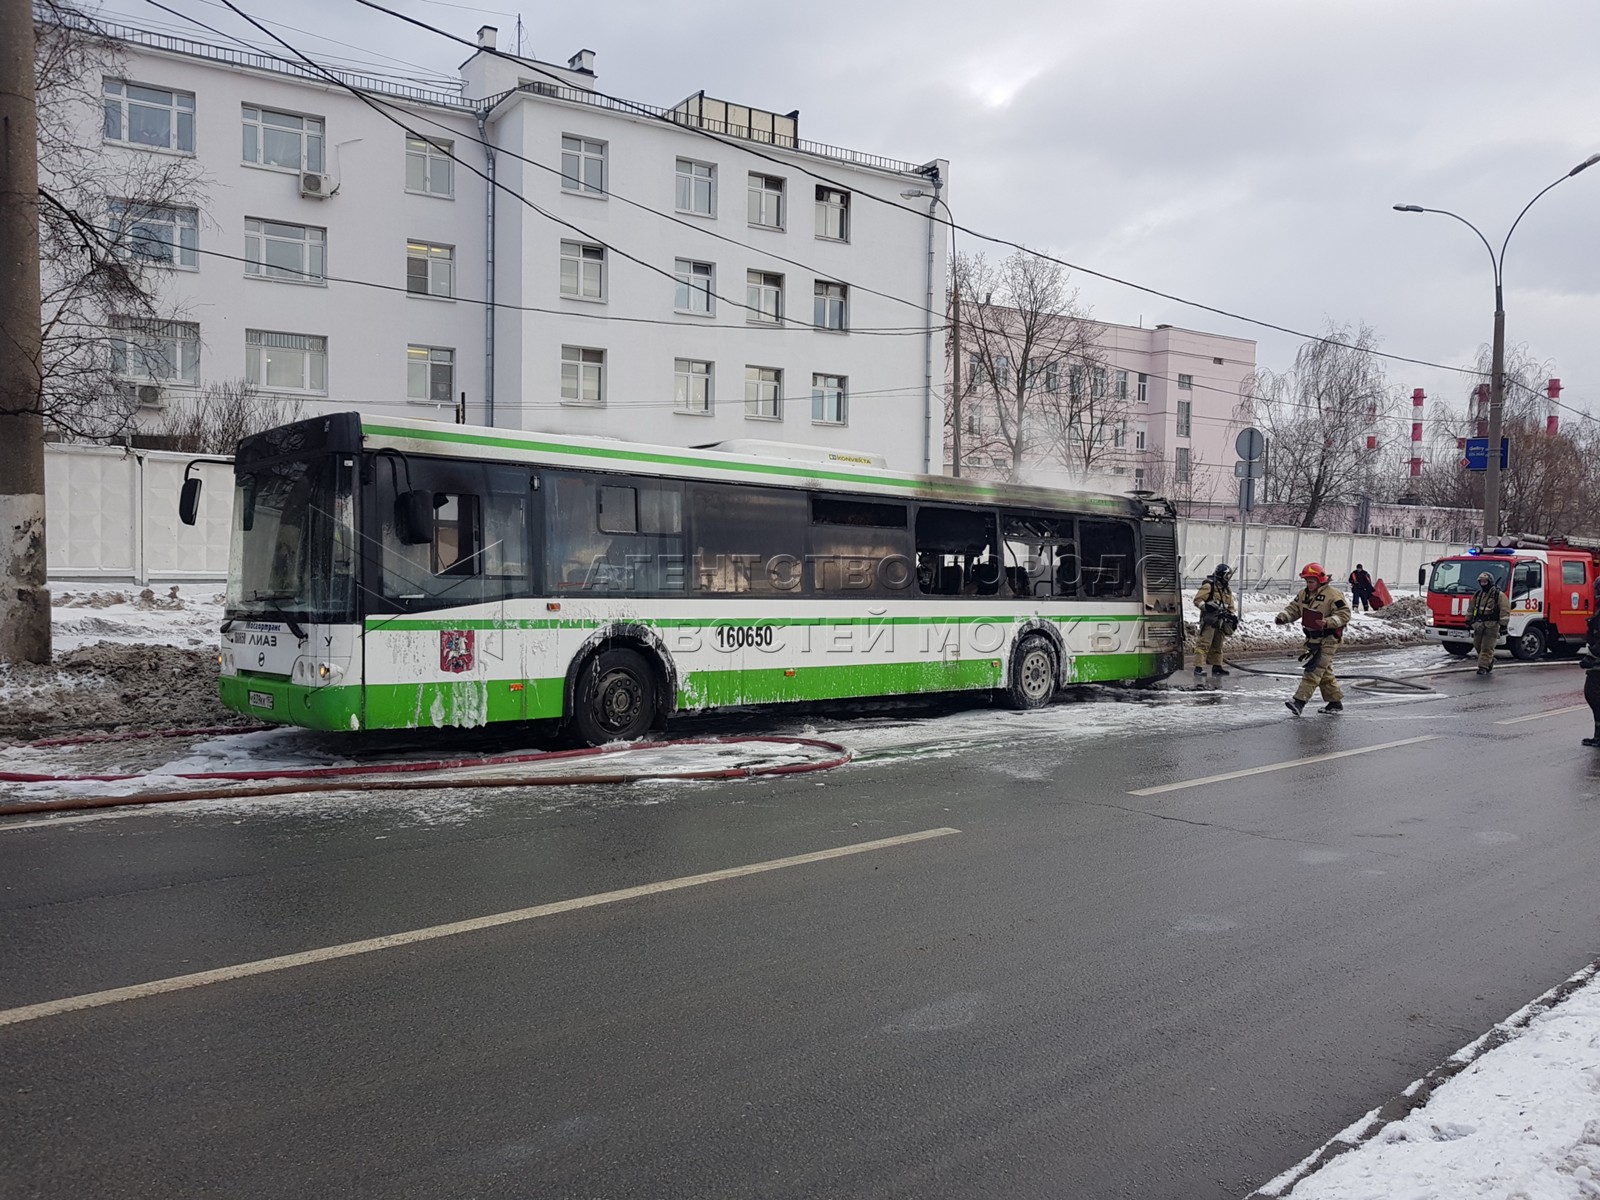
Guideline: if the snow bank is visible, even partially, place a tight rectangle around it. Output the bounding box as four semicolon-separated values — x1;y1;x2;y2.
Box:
1183;589;1432;657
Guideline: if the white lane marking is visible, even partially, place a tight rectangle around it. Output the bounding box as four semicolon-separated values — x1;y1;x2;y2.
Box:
0;827;960;1028
0;811;135;833
1127;736;1439;796
1495;704;1588;726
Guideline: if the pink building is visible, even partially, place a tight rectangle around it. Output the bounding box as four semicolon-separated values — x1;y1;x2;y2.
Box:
947;315;1256;506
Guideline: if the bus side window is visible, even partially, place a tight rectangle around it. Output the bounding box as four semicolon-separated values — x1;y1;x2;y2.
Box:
432;494;483;577
1079;519;1137;598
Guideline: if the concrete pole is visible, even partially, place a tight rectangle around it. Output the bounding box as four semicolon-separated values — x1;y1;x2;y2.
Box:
1484;298;1505;544
948;230;962;477
0;0;51;664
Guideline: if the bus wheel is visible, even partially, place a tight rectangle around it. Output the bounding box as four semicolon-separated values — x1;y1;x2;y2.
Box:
1443;642;1471;657
1005;635;1058;710
1509;624;1547;661
574;648;657;745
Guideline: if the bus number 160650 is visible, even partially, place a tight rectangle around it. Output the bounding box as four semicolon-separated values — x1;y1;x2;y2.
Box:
714;624;776;650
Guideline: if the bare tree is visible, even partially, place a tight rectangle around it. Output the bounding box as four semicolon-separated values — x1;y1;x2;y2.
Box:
144;379;303;454
1243;321;1396;527
35;1;206;440
950;250;1116;482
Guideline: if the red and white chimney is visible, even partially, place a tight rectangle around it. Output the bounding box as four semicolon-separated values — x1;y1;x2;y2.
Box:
1409;387;1424;478
1547;377;1561;436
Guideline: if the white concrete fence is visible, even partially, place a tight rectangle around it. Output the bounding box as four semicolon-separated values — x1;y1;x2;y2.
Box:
41;444;1470;591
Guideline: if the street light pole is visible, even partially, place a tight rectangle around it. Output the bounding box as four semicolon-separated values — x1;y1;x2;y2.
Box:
1394;151;1598;545
902;189;960;475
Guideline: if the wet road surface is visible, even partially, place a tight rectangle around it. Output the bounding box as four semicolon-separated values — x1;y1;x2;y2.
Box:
4;649;1600;1199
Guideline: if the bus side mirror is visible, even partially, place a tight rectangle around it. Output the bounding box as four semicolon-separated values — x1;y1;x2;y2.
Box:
396;489;435;545
179;477;202;526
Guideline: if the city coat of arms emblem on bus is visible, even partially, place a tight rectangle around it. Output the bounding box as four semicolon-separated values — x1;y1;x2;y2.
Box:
440;630;474;673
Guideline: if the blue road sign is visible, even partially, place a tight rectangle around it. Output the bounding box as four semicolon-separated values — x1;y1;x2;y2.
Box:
1463;437;1510;471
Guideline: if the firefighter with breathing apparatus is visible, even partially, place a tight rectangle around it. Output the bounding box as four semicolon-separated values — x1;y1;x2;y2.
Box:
1466;570;1512;676
1274;562;1352;716
1193;563;1239;678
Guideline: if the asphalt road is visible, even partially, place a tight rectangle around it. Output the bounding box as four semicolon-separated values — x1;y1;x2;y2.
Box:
4;652;1600;1199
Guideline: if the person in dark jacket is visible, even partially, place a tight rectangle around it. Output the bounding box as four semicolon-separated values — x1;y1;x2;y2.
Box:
1347;564;1375;612
1582;584;1600;747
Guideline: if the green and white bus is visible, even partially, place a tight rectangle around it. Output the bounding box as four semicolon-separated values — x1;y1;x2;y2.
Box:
183;412;1182;745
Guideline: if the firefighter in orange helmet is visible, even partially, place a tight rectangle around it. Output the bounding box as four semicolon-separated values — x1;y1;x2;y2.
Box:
1274;562;1352;716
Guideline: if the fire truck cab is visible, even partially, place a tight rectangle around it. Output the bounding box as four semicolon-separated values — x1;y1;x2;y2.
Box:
1425;536;1598;660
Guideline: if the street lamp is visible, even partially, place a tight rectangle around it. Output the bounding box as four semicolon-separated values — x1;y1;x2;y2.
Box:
1394;152;1599;544
902;188;962;476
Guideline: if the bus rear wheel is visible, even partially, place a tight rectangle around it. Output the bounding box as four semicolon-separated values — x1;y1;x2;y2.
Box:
573;648;658;745
1005;634;1058;710
1443;642;1471;657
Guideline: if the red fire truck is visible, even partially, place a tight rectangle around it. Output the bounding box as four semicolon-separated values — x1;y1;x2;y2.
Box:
1425;536;1598;659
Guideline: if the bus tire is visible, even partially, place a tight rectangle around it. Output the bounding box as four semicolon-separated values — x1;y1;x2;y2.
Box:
1443;642;1471;657
573;648;658;745
1005;634;1058;710
1509;624;1547;661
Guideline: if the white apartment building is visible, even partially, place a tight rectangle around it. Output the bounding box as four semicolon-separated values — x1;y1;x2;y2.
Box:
70;20;949;470
949;317;1257;502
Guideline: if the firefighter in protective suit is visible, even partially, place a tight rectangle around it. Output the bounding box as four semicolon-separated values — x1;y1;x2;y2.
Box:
1193;563;1238;677
1275;562;1352;716
1467;571;1512;676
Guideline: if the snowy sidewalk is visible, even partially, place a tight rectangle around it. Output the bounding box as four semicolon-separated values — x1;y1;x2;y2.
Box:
1259;961;1600;1198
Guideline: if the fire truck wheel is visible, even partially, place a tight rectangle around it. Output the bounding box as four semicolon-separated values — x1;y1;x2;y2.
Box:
1443;642;1471;658
1508;624;1547;661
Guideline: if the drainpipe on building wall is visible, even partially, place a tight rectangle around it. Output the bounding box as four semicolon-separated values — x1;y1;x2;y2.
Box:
917;175;942;473
477;111;496;427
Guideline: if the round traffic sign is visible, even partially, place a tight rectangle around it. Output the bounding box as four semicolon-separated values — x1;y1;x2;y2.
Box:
1235;427;1265;461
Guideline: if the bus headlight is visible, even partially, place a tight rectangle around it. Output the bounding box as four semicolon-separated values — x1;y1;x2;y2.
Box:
219;649;236;674
317;662;344;683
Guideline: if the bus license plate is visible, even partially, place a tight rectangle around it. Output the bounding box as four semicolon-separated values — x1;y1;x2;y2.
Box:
248;690;275;710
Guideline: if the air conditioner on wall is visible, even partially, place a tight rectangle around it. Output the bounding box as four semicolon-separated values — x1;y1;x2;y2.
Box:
299;171;333;198
136;384;164;408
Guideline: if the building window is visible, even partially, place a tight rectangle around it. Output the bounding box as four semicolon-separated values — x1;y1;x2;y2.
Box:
103;80;194;153
561;346;604;405
1137;373;1149;403
1113;421;1126;449
110;318;200;386
815;187;848;240
407;346;455;405
406;241;454;298
747;271;783;323
1177;373;1193;390
995;355;1011;389
560;240;605;300
1116;370;1129;400
405;136;453;197
1175;447;1192;483
1045;362;1061;395
1069;365;1085;400
812;373;846;425
246;329;327;394
1176;399;1191;437
675;159;715;215
814;280;847;330
968;355;987;387
675;359;712;414
1134;467;1146;488
245;219;326;284
1091;366;1107;400
674;259;714;314
748;173;784;228
745;365;782;419
560;135;606;194
242;106;325;172
1135;422;1148;450
109;201;198;269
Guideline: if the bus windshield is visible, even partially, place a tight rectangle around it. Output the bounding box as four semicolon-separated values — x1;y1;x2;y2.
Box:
1429;557;1510;595
226;454;356;622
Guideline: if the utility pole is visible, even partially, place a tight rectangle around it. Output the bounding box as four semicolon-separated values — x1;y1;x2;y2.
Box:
948;234;963;477
0;0;51;664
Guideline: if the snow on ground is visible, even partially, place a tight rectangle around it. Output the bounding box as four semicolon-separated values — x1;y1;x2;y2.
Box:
50;585;224;651
1269;963;1600;1199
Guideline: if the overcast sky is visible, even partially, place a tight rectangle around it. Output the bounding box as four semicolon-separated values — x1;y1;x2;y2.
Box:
98;0;1600;427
